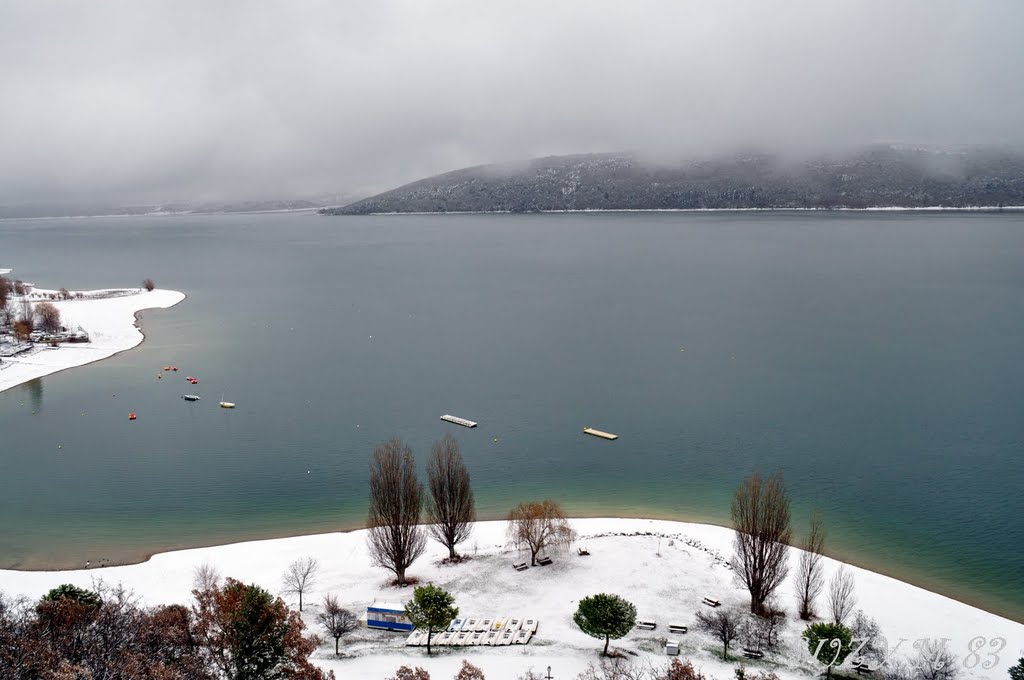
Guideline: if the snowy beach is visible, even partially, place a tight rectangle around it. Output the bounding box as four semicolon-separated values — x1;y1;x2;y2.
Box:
1;518;1019;679
0;287;185;393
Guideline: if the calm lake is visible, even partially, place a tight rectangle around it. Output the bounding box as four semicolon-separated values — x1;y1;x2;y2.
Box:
0;211;1021;622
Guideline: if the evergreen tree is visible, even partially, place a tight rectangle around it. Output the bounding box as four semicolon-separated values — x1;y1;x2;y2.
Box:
573;593;637;656
803;622;854;678
404;584;458;656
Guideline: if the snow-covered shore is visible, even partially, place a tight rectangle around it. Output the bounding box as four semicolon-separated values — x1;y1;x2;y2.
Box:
1;518;1019;679
0;287;185;393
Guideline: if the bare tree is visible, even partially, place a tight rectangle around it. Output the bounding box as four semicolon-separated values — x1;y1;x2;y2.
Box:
0;275;8;310
425;433;476;560
388;666;431;680
507;499;576;566
828;565;857;625
742;597;784;651
796;510;827;619
913;644;959;680
35;301;61;333
13;319;32;342
282;555;320;612
192;562;221;592
143;278;155;292
695;607;743;660
316;593;358;655
454;660;487;680
729;472;792;614
367;438;426;586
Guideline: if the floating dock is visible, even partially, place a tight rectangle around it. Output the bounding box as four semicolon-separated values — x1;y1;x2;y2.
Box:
441;414;477;428
583;427;618;440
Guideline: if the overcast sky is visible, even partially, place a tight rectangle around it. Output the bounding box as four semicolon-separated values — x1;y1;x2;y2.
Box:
2;1;1022;205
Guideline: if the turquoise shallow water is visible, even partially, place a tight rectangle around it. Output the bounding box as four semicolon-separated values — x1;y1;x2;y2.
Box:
0;211;1021;621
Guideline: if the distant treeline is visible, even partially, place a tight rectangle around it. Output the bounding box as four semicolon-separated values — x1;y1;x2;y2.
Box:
321;146;1024;215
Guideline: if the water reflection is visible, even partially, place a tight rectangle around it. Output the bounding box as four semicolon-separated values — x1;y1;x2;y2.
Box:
20;377;43;413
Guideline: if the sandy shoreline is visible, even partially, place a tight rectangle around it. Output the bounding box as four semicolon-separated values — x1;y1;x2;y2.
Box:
0;287;185;393
1;518;1020;680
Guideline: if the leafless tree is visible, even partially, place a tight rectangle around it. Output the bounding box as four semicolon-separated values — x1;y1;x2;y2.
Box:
913;644;959;680
507;499;576;566
742;597;784;651
317;593;358;655
729;472;792;615
850;610;887;667
13;319;32;342
58;287;70;300
796;510;827;619
192;562;221;592
282;555;320;611
143;278;156;292
367;438;426;586
0;275;8;310
828;565;857;625
576;656;654;680
695;607;743;660
388;666;432;680
35;301;61;333
0;300;13;329
454;659;487;680
425;433;476;560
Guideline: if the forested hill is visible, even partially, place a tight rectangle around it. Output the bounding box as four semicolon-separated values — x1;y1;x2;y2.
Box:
321;147;1024;215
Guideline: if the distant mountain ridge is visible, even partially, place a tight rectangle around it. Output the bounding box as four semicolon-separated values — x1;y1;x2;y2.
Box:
321;146;1024;215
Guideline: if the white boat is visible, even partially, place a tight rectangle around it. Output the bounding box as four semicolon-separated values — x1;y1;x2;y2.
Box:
440;414;477;428
182;394;201;401
219;393;235;409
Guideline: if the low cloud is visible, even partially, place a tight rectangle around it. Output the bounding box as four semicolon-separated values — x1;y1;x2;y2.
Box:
2;0;1022;204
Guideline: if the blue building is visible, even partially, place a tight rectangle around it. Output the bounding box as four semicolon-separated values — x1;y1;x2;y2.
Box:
364;600;414;632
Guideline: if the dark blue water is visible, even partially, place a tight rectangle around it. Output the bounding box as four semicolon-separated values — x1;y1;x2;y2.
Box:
1;211;1021;621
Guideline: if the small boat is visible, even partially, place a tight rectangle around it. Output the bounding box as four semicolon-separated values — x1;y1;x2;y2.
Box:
182;394;201;401
128;413;137;420
185;376;194;381
170;366;178;372
219;393;235;408
162;366;171;371
189;378;199;385
583;427;618;440
440;414;477;428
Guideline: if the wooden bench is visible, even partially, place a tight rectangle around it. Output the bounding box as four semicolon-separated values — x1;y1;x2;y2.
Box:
577;547;590;556
668;624;688;634
852;662;874;675
512;562;528;571
742;648;764;659
702;597;721;607
537;556;553;566
635;619;657;631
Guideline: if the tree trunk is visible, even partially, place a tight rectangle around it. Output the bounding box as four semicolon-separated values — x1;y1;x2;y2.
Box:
396;566;406;586
723;641;728;660
335;637;339;655
298;591;303;612
530;547;538;566
603;635;610;656
427;629;432;655
449;546;457;560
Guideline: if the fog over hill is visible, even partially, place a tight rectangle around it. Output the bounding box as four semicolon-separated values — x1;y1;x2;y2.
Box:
321;146;1024;215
